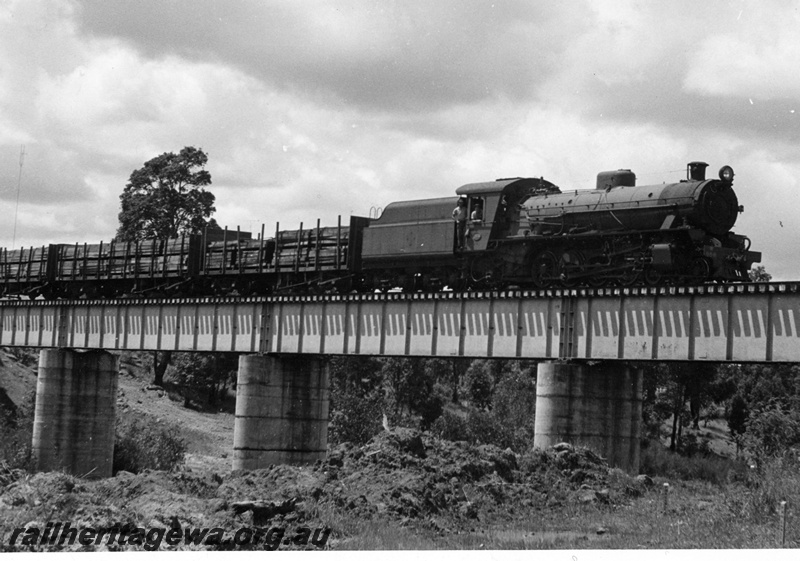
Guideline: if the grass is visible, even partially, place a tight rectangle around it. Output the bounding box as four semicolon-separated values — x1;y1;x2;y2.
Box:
640;442;748;485
323;481;794;549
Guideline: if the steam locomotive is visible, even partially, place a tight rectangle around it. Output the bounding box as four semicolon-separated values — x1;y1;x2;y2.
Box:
0;161;760;299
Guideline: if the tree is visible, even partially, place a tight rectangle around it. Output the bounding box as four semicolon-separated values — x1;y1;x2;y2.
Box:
171;353;238;409
382;358;444;429
728;393;748;454
117;146;215;242
749;265;772;282
116;146;217;385
463;360;496;410
328;356;386;444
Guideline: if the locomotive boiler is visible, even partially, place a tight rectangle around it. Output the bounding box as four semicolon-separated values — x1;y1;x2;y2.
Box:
515;162;758;287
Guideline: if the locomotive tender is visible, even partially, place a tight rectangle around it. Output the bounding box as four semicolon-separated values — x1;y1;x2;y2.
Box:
0;161;760;299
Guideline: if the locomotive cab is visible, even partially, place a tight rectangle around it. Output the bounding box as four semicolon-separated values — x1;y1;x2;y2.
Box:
455;177;557;252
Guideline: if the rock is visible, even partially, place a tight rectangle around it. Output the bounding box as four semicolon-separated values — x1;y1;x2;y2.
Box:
625;485;643;497
596;526;608;535
327;451;344;468
208;498;227;512
231;498;298;525
552;442;574;452
546;496;562;508
477;445;517;481
459;501;479;519
570;469;588;483
390;428;426;459
595;489;610;503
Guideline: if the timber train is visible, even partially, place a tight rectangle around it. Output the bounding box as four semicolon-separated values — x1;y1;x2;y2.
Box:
0;161;760;299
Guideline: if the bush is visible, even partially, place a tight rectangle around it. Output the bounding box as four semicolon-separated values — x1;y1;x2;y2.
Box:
676;430;714;457
738;453;800;519
0;391;34;471
113;416;186;473
743;404;800;458
170;352;238;408
490;368;536;444
462;361;494;409
3;347;37;367
431;409;526;451
431;409;470;442
639;440;745;485
328;391;385;445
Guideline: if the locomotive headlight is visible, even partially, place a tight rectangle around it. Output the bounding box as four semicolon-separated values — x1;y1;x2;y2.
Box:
719;165;735;183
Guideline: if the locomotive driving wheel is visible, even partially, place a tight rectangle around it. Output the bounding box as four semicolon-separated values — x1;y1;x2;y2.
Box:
585;256;609;287
690;257;711;282
618;266;641;286
643;267;663;286
531;251;557;288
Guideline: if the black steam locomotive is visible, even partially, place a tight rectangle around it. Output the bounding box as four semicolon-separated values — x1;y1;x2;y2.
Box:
0;161;760;299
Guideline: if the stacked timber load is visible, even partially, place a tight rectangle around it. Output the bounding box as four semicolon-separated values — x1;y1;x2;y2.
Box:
205;238;276;274
0;246;49;282
55;237;199;280
275;224;349;271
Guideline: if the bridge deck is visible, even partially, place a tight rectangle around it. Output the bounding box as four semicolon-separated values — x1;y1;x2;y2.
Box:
1;283;799;362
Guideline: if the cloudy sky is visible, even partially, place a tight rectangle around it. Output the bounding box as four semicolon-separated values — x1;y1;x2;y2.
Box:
1;0;799;279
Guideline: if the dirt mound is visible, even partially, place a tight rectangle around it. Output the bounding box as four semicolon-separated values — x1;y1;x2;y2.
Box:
314;431;623;529
0;429;646;551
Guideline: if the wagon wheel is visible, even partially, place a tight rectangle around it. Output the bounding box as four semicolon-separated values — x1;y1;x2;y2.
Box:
617;266;641;287
643;267;663;286
558;249;585;288
531;251;558;289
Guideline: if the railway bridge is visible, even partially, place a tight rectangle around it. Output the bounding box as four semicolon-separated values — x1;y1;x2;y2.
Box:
3;281;799;476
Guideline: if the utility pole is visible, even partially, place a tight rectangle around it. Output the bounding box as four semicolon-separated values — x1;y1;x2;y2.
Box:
11;145;25;249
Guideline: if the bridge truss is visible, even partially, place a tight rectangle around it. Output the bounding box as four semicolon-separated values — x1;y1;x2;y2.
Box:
1;283;799;362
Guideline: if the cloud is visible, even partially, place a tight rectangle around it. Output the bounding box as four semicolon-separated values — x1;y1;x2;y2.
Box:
684;4;800;100
1;0;799;282
73;0;590;112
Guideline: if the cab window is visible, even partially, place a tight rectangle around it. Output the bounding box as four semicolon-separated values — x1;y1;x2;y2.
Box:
469;197;485;223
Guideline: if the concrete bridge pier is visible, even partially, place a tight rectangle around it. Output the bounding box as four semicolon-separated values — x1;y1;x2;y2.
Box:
533;361;643;472
233;354;330;470
31;349;119;478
